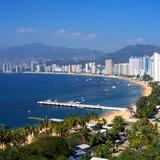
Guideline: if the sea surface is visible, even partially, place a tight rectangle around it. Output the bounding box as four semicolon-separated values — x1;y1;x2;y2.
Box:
0;73;141;128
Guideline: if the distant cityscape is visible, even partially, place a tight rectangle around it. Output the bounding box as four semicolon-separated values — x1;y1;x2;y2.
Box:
1;52;160;82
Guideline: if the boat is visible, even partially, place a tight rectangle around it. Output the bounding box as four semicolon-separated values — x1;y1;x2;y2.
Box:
68;100;74;103
112;86;116;89
75;101;82;104
81;97;85;102
127;84;131;86
49;99;58;102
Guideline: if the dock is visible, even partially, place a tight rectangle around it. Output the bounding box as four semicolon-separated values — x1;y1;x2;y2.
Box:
28;116;45;121
37;100;127;111
49;118;64;122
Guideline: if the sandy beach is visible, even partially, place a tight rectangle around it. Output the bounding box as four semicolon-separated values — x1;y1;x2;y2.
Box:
100;77;152;124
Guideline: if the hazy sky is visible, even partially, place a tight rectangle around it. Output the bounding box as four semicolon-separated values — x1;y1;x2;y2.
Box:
0;0;160;51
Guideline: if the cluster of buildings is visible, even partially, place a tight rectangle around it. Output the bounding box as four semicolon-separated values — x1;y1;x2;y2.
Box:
113;52;160;82
113;56;150;77
1;52;160;82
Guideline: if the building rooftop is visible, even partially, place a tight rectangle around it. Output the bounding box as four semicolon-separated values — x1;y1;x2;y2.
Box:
76;144;90;150
102;125;112;130
91;157;108;160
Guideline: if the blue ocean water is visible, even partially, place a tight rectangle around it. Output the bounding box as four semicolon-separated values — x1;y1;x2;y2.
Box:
0;73;141;128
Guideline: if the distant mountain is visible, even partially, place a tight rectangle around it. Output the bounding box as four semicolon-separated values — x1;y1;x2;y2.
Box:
1;43;160;64
0;43;106;63
97;44;160;64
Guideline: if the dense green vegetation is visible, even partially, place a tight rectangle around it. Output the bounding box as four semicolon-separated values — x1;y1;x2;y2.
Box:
0;113;98;159
117;119;160;160
0;113;160;159
84;116;126;159
142;74;153;82
127;118;158;150
0;136;71;160
136;82;160;118
0;114;126;160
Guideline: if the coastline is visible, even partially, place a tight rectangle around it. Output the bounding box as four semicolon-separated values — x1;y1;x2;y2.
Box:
13;72;152;123
100;77;152;124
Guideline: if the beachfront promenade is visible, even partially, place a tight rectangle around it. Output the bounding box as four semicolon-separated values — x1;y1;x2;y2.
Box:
37;100;127;111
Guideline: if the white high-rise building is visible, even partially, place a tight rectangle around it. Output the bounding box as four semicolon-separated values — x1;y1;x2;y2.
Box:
15;65;22;73
129;57;140;76
85;63;89;73
2;63;12;72
31;61;36;72
151;52;160;81
91;62;96;74
139;56;150;76
105;59;113;75
52;64;57;72
119;63;129;76
36;64;41;72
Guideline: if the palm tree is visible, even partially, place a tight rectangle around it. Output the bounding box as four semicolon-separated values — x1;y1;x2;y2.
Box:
112;116;125;132
24;125;32;136
31;125;39;137
11;128;27;147
0;125;11;148
78;117;86;127
53;122;69;137
80;126;90;142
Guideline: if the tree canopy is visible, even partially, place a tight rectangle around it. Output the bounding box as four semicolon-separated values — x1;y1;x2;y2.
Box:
0;136;72;160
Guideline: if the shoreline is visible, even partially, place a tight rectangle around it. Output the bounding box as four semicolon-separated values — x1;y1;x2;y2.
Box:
100;77;152;124
3;72;152;124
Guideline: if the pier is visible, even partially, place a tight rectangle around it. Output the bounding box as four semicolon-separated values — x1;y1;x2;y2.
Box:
28;116;45;121
37;100;127;111
28;116;64;122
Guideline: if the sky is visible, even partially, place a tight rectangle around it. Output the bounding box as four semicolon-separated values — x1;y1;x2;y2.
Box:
0;0;160;51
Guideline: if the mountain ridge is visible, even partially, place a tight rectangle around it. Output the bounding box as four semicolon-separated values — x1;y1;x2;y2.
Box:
1;43;160;64
0;43;106;63
96;44;160;64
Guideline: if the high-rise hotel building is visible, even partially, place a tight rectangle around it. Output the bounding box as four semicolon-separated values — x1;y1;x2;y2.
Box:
139;56;150;76
151;52;160;81
129;57;140;76
2;63;12;72
114;63;129;76
105;59;113;75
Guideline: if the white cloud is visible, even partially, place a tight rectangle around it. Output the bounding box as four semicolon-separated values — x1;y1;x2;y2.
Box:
70;32;82;39
54;28;65;36
128;38;144;44
16;28;37;34
54;28;97;41
16;27;97;41
69;32;97;40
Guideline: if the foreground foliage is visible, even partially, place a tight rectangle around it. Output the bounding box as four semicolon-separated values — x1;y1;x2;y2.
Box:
0;136;71;160
136;82;160;118
117;119;160;160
